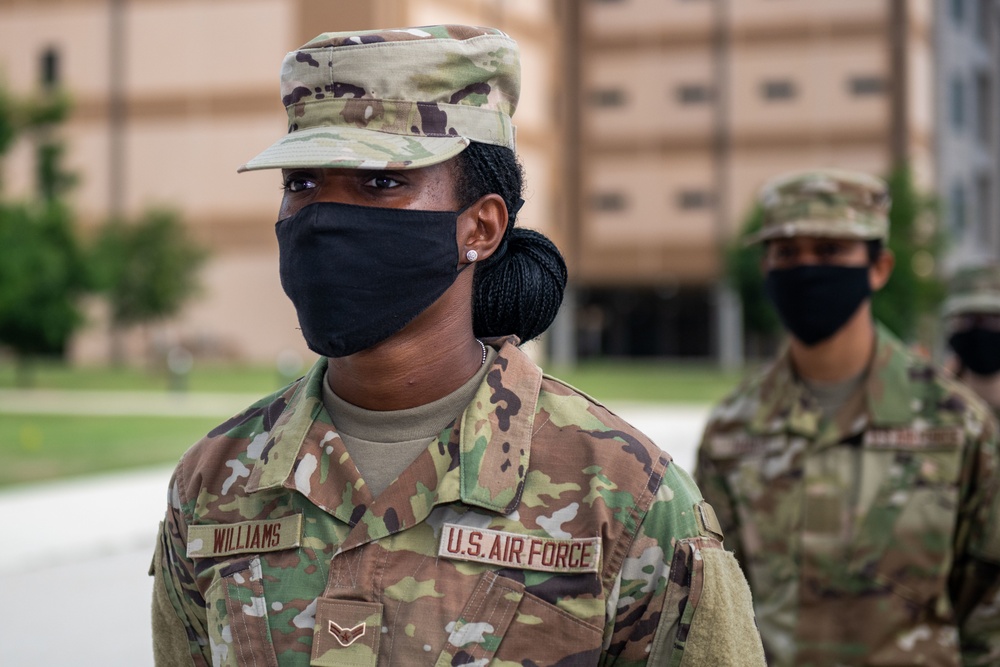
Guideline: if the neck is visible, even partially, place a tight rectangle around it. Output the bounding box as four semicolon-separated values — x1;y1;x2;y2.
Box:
789;302;875;383
324;284;484;410
959;370;1000;410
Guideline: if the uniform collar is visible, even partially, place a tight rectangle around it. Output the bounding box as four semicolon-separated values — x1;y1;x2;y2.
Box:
751;323;915;436
245;336;541;522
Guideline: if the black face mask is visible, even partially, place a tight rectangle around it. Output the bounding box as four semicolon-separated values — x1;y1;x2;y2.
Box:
276;201;467;358
764;265;872;346
949;328;1000;376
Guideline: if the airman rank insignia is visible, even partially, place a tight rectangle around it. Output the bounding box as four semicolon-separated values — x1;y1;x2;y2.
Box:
311;599;383;667
439;524;601;573
328;620;366;647
186;514;302;558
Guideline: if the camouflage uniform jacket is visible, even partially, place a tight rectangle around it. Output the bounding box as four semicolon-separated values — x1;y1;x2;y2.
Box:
695;324;1000;666
152;338;764;666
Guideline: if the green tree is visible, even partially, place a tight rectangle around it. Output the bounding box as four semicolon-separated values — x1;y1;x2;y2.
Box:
91;208;208;363
0;202;87;354
0;89;87;383
727;163;945;347
871;165;945;341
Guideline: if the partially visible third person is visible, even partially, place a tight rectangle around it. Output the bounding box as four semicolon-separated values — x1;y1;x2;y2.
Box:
944;263;1000;420
695;168;1000;666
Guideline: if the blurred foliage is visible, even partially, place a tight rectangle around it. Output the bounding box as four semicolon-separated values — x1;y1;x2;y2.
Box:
0;201;88;358
0;87;87;381
725;203;780;338
90;208;208;329
0;81;209;374
871;165;947;341
726;163;945;344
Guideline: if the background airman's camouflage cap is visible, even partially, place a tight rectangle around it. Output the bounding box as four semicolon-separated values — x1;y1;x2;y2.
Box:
745;168;891;245
943;264;1000;317
239;25;520;172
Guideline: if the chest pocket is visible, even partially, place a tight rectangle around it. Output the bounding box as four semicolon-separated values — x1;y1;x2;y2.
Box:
851;429;964;603
205;557;279;667
710;434;807;559
431;571;603;666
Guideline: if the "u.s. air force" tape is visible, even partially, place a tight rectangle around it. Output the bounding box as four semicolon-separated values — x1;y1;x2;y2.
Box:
438;523;601;573
186;514;302;558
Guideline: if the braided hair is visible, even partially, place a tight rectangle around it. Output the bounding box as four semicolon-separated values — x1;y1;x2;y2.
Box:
455;142;568;343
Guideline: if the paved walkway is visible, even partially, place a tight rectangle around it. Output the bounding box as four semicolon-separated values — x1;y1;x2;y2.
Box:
0;393;710;666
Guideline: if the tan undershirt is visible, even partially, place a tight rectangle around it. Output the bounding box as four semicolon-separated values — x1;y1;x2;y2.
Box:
321;347;498;497
803;371;867;422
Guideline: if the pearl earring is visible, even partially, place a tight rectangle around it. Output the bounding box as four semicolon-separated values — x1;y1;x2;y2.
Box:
466;249;479;262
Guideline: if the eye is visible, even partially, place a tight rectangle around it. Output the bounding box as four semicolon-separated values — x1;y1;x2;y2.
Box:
363;174;402;189
771;242;797;260
282;174;317;193
815;241;853;261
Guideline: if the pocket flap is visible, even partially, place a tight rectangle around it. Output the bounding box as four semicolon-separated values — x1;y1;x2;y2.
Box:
434;571;524;666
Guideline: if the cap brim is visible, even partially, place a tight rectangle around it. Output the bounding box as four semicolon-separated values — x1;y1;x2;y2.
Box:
742;219;886;246
238;125;471;172
942;294;1000;318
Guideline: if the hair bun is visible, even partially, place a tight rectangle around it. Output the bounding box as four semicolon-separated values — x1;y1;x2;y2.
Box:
473;227;567;342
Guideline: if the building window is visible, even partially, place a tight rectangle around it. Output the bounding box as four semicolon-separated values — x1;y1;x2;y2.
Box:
977;0;991;43
951;0;965;23
951;76;966;130
591;192;627;212
676;84;712;104
676;190;713;210
589;88;626;107
761;80;796;101
40;47;60;90
849;76;886;96
976;174;992;244
976;71;993;144
951;182;967;234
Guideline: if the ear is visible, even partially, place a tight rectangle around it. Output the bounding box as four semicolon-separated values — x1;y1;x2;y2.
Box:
869;247;895;291
458;193;509;264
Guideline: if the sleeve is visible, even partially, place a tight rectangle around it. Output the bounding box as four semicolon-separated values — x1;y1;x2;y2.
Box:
951;415;1000;665
150;474;212;667
693;423;746;567
600;462;764;667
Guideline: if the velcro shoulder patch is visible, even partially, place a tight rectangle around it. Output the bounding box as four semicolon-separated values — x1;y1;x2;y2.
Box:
187;514;302;558
864;427;964;450
438;524;600;574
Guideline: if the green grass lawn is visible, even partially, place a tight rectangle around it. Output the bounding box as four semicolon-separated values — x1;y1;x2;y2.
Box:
0;357;756;488
0;359;299;394
0;413;221;488
0;357;752;402
548;360;749;404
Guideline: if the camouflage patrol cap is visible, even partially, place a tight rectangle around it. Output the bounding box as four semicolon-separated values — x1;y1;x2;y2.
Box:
239;25;519;173
943;264;1000;317
745;168;891;245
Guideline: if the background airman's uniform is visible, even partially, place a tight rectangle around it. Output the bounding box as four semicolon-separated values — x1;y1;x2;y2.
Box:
696;169;1000;666
943;264;1000;419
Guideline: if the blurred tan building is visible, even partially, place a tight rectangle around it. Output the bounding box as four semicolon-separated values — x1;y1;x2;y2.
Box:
0;0;564;366
568;0;935;358
0;0;959;365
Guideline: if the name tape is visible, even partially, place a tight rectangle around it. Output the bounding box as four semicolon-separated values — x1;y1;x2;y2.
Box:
187;514;302;558
438;523;600;574
864;427;964;450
